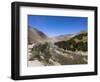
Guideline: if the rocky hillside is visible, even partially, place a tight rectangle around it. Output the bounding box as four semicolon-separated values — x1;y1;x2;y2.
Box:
28;26;49;44
55;32;87;51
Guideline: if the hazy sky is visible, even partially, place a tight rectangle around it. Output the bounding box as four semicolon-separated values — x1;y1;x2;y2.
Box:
28;15;87;37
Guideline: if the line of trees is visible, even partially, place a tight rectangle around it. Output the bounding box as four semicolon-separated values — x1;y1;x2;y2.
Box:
55;33;87;52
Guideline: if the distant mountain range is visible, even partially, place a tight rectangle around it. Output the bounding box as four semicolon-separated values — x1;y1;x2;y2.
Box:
28;26;87;44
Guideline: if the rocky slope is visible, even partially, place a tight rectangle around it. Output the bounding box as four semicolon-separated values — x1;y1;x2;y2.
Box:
28;26;49;44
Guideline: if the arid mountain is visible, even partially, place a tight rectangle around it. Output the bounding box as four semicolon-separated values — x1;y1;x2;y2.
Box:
28;26;87;44
28;26;74;44
28;26;49;44
51;30;87;42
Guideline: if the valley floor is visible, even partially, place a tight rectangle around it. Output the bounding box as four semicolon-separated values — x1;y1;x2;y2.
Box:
27;43;88;67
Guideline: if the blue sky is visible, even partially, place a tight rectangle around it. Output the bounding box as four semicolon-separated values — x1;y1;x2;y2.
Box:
28;15;87;37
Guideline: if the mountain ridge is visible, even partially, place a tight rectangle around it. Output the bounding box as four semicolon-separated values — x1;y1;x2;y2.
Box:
28;26;87;43
28;26;49;44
